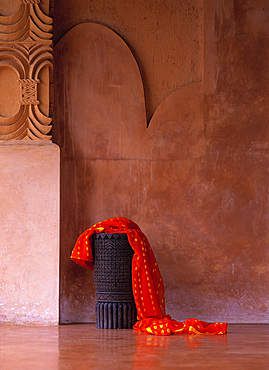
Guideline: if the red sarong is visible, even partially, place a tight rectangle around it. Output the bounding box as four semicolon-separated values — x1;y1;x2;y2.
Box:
70;217;228;336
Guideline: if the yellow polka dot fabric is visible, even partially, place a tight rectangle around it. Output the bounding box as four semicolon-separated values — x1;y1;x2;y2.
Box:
70;217;228;336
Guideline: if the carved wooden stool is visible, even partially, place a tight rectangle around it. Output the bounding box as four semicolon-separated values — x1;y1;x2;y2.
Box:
92;233;137;329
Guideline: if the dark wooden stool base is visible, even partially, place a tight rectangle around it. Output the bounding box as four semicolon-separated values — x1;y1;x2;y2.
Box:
93;233;137;329
95;302;137;329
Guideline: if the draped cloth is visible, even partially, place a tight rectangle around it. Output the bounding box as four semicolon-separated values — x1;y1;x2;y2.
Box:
70;217;228;336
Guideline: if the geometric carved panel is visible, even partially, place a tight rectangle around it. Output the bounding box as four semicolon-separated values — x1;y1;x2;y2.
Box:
19;79;39;105
0;0;53;141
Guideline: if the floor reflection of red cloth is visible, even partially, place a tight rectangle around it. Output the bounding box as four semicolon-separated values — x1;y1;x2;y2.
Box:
71;217;228;336
184;333;227;348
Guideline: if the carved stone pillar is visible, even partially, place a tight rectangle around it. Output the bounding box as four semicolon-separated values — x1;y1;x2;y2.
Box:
0;1;59;325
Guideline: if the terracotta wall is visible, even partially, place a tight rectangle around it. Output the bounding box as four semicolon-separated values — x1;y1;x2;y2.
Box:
0;144;60;324
53;0;269;324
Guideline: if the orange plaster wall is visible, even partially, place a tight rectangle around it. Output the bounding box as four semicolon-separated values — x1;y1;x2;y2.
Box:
0;144;60;325
53;0;269;324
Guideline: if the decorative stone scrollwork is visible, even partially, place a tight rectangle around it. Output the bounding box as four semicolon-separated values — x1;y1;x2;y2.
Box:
0;0;53;141
18;1;41;4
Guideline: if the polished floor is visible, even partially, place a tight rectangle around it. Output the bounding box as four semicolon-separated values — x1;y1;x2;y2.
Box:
0;324;268;369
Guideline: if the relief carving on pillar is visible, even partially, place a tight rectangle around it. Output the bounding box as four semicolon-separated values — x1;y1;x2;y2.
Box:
0;0;53;141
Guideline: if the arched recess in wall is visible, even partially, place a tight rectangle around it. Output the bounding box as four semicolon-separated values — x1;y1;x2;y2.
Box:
53;0;203;122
